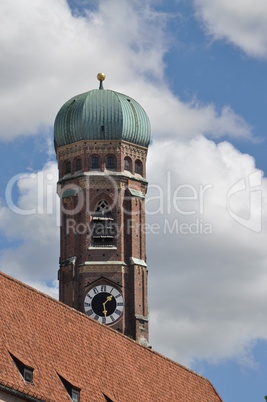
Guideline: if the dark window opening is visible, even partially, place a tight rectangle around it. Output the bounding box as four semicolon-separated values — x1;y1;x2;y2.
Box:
75;159;82;171
65;161;71;174
104;395;114;402
9;352;33;384
58;373;80;402
135;160;143;175
124;158;131;171
92;156;99;169
106;156;115;169
92;200;115;247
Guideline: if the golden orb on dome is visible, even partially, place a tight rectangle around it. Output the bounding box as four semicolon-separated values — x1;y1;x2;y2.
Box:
97;72;106;81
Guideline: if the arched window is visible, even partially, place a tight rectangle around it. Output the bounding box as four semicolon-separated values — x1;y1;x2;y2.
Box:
124;157;131;172
91;156;99;169
75;158;82;171
65;161;71;174
91;200;115;246
135;160;143;175
106;156;115;169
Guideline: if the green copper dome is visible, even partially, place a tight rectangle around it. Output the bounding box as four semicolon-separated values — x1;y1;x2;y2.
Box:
54;78;150;150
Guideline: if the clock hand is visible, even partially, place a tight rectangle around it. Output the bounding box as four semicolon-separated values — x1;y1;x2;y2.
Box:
102;295;113;318
103;306;107;319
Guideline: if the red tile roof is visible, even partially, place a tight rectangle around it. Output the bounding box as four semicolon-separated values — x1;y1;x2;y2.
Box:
0;272;222;401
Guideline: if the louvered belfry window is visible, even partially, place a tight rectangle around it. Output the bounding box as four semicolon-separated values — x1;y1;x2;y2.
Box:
92;200;115;246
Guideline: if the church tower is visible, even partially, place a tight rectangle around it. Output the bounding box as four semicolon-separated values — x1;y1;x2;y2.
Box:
54;73;150;345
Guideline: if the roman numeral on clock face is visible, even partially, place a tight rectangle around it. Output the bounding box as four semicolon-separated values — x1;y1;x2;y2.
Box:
84;284;124;324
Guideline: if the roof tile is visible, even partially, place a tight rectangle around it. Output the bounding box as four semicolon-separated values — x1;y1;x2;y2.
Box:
0;272;222;402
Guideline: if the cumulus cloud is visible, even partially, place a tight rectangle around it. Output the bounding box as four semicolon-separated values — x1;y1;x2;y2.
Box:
144;87;253;141
147;137;267;365
0;136;266;367
0;0;253;142
0;161;59;293
0;0;266;369
193;0;267;59
0;0;168;139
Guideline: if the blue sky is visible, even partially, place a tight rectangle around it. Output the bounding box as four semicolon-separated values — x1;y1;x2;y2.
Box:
1;1;267;401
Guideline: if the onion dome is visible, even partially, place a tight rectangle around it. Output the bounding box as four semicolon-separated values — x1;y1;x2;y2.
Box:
54;73;150;150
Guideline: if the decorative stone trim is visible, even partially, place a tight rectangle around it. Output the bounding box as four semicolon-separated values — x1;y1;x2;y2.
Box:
130;257;147;267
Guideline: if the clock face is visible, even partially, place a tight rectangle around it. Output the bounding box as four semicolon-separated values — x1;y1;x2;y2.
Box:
84;284;124;325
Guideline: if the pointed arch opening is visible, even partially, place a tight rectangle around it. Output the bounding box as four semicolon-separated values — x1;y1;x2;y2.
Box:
91;155;100;170
135;159;143;175
65;161;71;175
75;158;82;172
124;156;132;172
106;155;115;170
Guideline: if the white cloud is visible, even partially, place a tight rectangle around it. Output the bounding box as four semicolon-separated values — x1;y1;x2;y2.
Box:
1;136;266;369
0;0;168;140
26;279;59;300
193;0;267;59
144;88;253;141
0;0;265;370
0;0;253;143
147;137;267;365
0;162;59;292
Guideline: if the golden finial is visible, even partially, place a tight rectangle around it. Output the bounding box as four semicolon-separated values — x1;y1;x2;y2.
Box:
97;72;106;89
97;72;106;81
